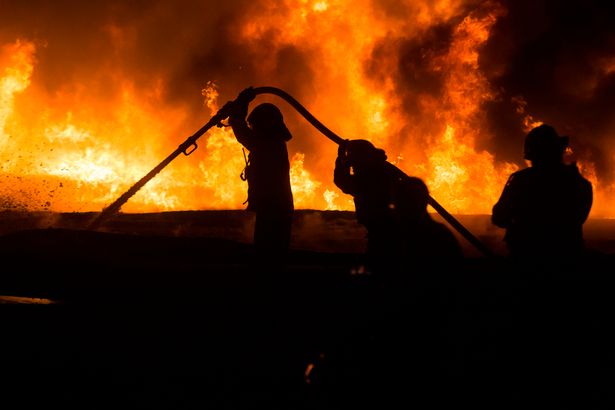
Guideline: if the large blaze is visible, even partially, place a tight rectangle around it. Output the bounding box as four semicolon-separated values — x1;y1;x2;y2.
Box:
0;1;613;216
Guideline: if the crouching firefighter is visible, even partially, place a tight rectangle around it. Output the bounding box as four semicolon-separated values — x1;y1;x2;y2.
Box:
222;88;295;259
334;139;402;273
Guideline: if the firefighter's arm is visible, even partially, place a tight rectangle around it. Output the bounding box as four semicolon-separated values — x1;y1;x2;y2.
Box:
225;88;257;150
225;102;254;151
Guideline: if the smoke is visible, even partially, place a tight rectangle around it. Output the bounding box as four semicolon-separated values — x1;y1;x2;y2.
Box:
479;0;615;179
1;1;259;106
365;20;457;159
365;0;615;179
0;0;319;143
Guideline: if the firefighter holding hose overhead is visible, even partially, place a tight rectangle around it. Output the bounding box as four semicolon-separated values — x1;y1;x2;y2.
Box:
222;87;294;258
492;124;593;263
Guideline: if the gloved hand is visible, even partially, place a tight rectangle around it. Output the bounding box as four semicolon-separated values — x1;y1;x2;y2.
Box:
339;140;351;157
218;100;238;119
236;86;256;105
219;100;247;121
217;87;255;121
336;140;350;165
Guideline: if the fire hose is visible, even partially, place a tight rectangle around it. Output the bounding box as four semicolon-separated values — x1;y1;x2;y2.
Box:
88;86;494;257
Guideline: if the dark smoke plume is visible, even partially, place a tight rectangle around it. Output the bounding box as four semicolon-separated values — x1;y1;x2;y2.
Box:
479;0;615;180
366;0;615;183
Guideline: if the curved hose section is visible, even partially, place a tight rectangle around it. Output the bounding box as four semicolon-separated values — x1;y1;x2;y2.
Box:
253;87;345;145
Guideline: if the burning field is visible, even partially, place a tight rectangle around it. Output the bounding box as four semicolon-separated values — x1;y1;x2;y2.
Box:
1;2;615;408
1;0;614;218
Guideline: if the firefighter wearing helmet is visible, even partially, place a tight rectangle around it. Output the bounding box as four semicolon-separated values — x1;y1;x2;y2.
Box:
224;88;294;258
334;139;461;274
492;124;593;262
334;139;400;270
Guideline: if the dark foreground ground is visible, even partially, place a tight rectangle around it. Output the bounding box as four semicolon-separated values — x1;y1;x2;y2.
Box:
1;210;615;409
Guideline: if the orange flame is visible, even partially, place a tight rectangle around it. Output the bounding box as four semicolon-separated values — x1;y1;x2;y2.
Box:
1;40;34;148
402;4;518;214
0;1;612;217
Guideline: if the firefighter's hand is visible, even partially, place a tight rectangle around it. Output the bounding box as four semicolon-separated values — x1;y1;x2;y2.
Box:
337;140;349;158
218;101;236;119
236;87;256;104
221;100;247;121
336;141;350;166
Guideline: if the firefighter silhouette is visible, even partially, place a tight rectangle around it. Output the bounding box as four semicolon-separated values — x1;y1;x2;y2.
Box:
334;139;461;273
334;139;399;271
492;124;593;260
225;88;294;256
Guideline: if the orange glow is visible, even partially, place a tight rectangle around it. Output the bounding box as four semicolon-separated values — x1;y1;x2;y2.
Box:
512;96;543;133
0;1;612;217
406;4;518;214
289;152;320;208
577;159;615;218
1;40;34;147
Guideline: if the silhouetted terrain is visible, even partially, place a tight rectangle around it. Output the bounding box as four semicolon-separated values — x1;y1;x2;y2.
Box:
3;209;615;255
0;210;614;409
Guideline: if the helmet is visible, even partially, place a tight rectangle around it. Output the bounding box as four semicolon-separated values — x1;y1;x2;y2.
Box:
523;124;568;162
345;139;387;166
247;103;292;141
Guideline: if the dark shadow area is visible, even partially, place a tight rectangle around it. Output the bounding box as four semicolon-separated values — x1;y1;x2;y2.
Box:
0;227;614;409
